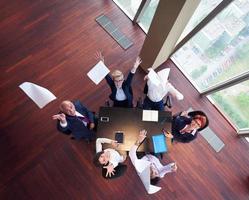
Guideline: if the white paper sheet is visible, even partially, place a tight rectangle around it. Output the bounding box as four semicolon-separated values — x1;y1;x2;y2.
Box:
147;68;161;86
19;82;56;109
87;61;110;85
142;110;158;122
135;159;161;194
157;68;170;86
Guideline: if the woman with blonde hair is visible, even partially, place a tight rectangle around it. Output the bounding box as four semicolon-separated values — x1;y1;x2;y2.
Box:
96;52;141;108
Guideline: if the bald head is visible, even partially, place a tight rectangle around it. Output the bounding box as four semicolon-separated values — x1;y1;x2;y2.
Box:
60;100;76;116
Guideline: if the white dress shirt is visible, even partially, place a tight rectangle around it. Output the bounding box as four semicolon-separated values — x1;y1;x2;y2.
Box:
96;138;123;168
116;88;127;101
147;79;184;102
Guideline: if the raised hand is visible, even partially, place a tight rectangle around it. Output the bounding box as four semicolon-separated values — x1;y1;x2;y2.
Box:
52;113;66;123
171;162;177;172
103;164;115;177
111;140;119;148
131;57;142;73
138;129;147;143
95;51;104;62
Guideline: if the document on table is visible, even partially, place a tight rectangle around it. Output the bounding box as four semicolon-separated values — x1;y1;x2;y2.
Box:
19;82;56;109
87;61;110;85
142;110;158;122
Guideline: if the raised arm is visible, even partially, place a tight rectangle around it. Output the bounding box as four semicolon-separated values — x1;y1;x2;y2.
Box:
96;138;118;153
96;138;112;153
130;57;142;74
129;130;147;165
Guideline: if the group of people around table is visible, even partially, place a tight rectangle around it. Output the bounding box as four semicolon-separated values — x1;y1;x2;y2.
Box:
52;53;209;189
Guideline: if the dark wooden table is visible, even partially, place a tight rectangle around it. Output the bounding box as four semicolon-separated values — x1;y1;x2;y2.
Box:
97;107;172;152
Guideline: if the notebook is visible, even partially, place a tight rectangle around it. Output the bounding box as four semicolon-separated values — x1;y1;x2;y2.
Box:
152;134;167;154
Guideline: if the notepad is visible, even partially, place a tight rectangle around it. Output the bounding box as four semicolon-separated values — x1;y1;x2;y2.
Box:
152;134;167;154
142;110;158;122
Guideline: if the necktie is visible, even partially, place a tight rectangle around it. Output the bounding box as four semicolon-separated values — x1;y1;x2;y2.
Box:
77;116;90;126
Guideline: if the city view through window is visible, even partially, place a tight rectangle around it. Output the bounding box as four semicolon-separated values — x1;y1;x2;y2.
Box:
172;0;249;130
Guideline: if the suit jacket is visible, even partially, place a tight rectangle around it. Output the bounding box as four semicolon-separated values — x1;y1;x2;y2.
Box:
105;72;134;107
171;113;197;143
57;100;95;140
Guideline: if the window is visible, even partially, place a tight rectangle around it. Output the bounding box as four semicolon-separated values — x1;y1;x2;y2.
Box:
209;80;249;130
113;0;142;20
172;0;249;132
172;0;249;92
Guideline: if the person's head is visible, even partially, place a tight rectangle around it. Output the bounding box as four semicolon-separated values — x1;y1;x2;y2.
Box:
60;100;76;116
112;70;124;89
150;164;160;185
188;114;207;132
151;177;160;185
93;151;109;167
187;111;209;131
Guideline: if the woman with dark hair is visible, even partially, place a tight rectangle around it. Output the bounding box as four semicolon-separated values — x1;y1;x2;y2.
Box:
129;130;177;193
93;138;127;178
164;110;209;143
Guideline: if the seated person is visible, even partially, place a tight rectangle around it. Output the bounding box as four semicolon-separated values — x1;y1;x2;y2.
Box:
129;130;177;186
143;71;184;111
164;110;209;143
52;100;96;140
93;138;127;179
96;51;142;108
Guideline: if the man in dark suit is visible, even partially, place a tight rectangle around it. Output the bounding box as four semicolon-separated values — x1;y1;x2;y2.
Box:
52;100;96;140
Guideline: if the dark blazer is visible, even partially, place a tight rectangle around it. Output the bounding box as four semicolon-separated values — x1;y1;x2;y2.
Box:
105;72;134;107
57;100;95;140
171;111;208;143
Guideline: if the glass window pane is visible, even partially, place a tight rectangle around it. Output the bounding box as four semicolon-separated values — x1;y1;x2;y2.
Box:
171;0;249;91
177;0;222;43
138;0;159;32
209;80;249;129
113;0;142;19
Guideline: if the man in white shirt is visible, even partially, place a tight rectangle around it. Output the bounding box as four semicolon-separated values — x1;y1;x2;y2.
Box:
143;70;184;111
94;138;126;178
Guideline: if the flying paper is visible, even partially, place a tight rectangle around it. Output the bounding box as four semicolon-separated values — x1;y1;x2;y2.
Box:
19;82;56;109
87;61;110;85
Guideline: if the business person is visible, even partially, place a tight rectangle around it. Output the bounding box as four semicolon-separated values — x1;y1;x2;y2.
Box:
129;130;177;185
164;110;209;143
93;138;127;179
96;51;142;108
143;70;184;111
52;100;96;140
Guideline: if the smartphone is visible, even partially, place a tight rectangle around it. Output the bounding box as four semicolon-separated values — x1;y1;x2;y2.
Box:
115;132;124;143
100;117;109;122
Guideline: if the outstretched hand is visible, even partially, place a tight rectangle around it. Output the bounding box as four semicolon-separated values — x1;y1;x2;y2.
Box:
138;129;147;143
131;57;142;73
95;51;104;62
171;162;177;172
52;113;66;123
162;129;173;138
111;140;119;148
103;164;115;177
134;57;142;69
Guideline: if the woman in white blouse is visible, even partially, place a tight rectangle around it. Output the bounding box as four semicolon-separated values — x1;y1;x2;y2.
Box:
129;130;177;185
93;138;126;178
